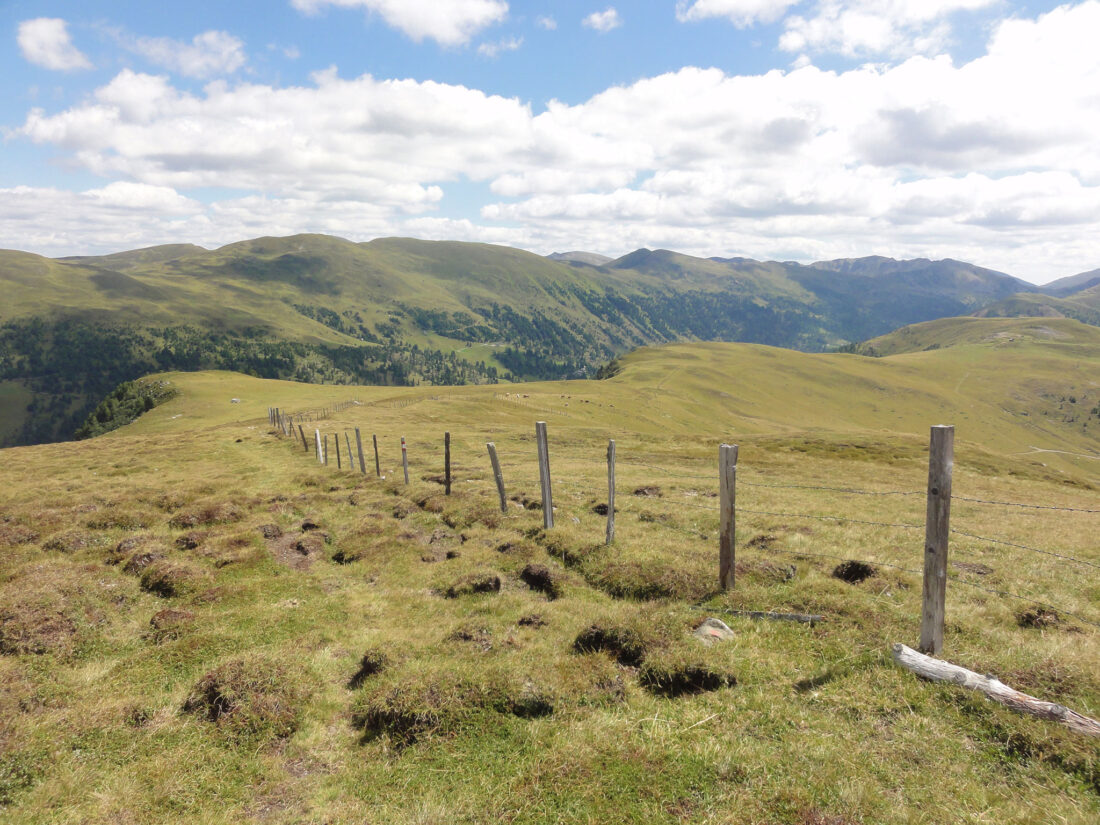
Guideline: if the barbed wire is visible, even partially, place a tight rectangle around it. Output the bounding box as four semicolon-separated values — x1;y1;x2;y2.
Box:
757;544;1099;629
755;543;924;579
741;480;923;496
953;495;1100;513
616;459;713;480
946;576;1100;629
950;528;1100;570
739;508;924;531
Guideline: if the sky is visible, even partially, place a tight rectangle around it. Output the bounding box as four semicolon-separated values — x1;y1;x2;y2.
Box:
2;1;1099;284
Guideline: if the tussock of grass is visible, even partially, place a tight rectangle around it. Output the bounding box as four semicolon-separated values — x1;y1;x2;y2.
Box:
519;563;562;599
183;653;310;744
148;607;195;643
352;664;554;746
443;571;501;598
139;558;211;598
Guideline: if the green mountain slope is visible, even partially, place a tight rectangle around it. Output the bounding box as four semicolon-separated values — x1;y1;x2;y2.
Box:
0;235;1080;446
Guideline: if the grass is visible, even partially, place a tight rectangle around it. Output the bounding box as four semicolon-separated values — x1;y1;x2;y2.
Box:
0;332;1097;823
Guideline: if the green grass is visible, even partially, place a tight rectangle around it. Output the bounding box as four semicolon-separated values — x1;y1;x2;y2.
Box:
0;335;1097;823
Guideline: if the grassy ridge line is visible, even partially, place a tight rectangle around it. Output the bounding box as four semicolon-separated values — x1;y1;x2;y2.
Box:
0;341;1096;823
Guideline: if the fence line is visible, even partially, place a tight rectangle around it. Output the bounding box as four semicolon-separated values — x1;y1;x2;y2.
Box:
267;411;1098;638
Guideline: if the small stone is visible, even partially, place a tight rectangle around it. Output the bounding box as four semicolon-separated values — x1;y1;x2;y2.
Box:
693;617;735;646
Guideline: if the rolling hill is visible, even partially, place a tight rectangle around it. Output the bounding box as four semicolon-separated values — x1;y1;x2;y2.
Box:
1;234;1094;447
0;333;1096;823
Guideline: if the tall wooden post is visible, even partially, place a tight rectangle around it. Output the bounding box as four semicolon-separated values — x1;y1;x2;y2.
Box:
719;443;738;590
445;432;452;496
606;439;616;545
299;424;308;452
920;425;955;655
344;432;353;471
315;429;323;464
487;442;507;513
401;436;410;484
335;433;342;469
324;434;330;466
373;435;381;477
536;421;554;529
355;428;366;474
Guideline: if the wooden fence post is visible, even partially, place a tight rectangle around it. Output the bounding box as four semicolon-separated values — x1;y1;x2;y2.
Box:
345;433;353;471
373;434;381;477
355;428;366;474
487;442;507;513
324;434;330;466
315;429;323;464
445;432;452;496
719;443;738;590
335;433;342;469
299;424;308;452
606;439;616;545
536;421;554;529
401;436;410;484
920;425;954;655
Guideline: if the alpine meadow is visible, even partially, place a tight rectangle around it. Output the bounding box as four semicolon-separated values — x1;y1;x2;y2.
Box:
2;2;1100;824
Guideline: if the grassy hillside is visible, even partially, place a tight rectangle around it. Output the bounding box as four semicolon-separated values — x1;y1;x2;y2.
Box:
0;335;1096;823
976;293;1100;326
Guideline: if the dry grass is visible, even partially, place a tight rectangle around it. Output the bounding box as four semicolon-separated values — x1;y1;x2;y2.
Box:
0;340;1097;823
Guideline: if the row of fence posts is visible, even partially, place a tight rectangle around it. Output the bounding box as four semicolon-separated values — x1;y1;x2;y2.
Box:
292;422;456;498
276;411;956;655
267;402;359;434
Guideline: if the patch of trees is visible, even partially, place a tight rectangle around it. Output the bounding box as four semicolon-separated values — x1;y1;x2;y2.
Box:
0;318;501;447
74;379;178;440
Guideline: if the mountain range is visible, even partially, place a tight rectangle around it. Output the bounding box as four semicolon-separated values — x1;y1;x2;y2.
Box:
1;233;1097;446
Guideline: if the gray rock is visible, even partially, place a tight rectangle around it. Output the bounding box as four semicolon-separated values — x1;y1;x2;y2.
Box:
693;617;734;646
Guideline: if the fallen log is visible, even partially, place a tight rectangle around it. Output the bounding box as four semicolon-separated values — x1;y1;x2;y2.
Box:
730;610;823;625
891;643;1100;737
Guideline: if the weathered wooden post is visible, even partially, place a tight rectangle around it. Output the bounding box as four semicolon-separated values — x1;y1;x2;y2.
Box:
719;443;738;590
344;432;353;471
373;434;381;477
335;432;342;469
299;424;308;452
401;436;410;484
536;421;554;529
487;442;507;513
354;428;366;474
606;439;616;545
445;432;452;495
324;434;330;466
920;425;954;655
315;429;323;464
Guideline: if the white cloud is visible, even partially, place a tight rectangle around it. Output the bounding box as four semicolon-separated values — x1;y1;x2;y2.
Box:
676;0;799;27
536;15;557;30
582;8;622;33
17;68;531;209
17;18;92;71
291;0;508;45
125;30;247;79
478;36;523;57
8;1;1100;282
780;0;998;59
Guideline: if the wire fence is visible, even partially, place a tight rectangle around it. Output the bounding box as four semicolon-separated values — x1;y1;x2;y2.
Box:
270;412;1099;632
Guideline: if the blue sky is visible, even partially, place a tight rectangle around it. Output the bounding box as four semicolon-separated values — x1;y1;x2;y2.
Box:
2;1;1099;283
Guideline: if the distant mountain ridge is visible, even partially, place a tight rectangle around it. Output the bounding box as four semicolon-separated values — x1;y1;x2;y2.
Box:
1;233;1098;447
